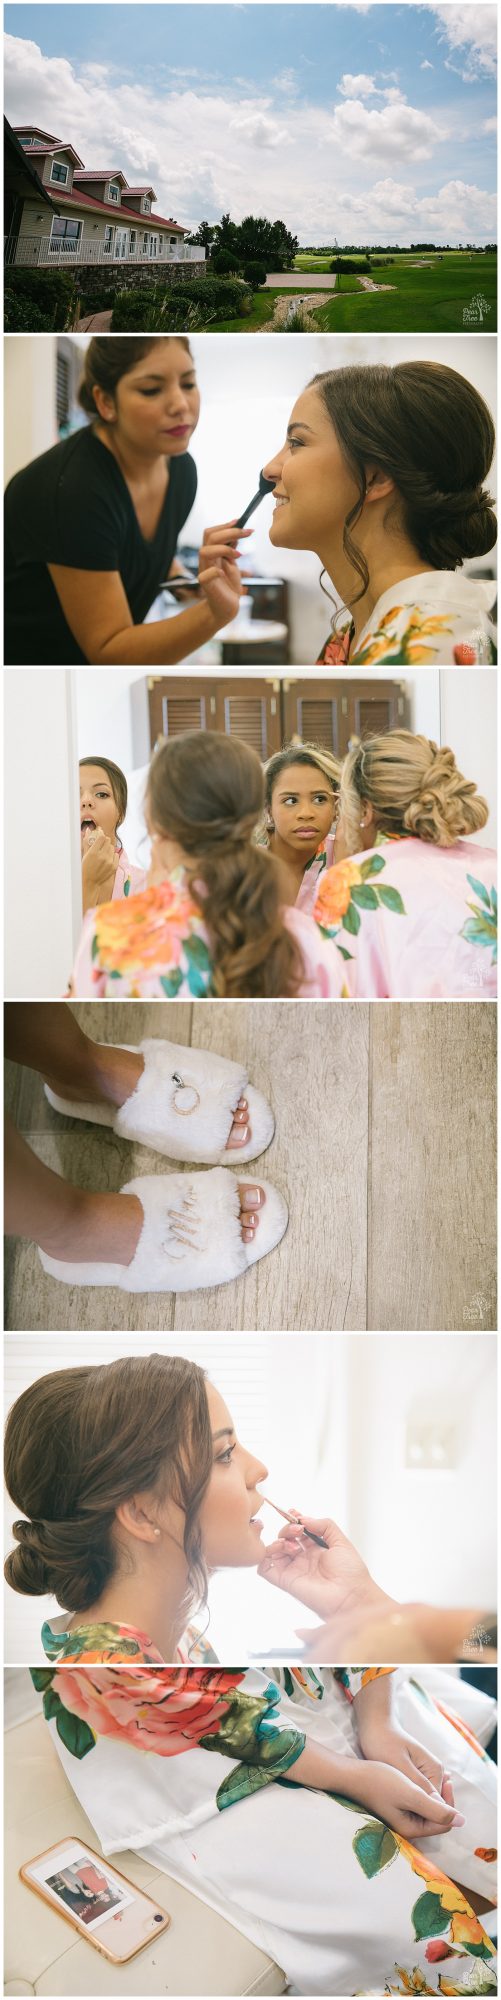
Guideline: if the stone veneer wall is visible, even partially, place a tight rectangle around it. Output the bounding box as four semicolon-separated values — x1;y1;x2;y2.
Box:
73;259;207;294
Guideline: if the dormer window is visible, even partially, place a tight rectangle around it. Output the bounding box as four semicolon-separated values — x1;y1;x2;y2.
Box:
143;196;151;213
50;160;69;186
108;180;121;202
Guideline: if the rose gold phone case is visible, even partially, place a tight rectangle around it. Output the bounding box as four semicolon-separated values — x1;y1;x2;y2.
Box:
20;1836;172;1965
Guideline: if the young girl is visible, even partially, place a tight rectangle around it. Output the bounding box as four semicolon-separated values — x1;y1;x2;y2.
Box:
5;337;248;666
6;1353;496;1992
79;757;146;909
69;731;341;999
312;730;497;998
263;361;497;665
261;743;343;912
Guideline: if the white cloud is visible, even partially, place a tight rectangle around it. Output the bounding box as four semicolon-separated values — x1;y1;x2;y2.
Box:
273;68;299;97
3;30;494;246
337;71;377;97
430;5;497;79
484;115;497;132
229;109;288;147
326;96;445;161
421;59;434;70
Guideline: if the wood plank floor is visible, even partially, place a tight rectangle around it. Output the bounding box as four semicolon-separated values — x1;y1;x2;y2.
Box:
4;1000;496;1333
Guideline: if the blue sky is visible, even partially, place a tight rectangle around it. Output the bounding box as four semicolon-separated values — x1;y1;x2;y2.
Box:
5;4;497;242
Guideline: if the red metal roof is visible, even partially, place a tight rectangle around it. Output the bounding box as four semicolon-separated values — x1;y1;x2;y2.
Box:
57;186;185;231
17;140;85;166
73;169;129;183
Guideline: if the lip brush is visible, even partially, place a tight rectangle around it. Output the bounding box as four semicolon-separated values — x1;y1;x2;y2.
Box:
263;1498;329;1549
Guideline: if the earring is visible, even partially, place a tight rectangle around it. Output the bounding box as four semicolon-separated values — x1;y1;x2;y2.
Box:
171;1071;201;1115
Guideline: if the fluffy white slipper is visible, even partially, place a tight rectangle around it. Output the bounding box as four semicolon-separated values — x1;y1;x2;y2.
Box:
38;1169;288;1294
44;1040;274;1166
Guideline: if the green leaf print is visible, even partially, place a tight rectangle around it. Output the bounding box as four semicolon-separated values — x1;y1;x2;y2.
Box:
466;877;492;909
342;901;361;936
359;853;386;879
412;1891;450;1941
216;1760;279;1809
160;968;184;997
377;885;406;915
123;878;131;897
30;1668;55;1693
351;885;379;910
54;1701;96;1759
42;1686;95;1758
353;1821;399;1878
184;934;212;998
91;932;99;961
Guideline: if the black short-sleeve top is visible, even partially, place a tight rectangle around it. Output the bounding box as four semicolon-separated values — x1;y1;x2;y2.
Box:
4;425;198;664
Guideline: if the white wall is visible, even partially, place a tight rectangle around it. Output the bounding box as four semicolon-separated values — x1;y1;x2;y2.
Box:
4;670;81;998
440;667;497;846
4;1332;495;1664
4;335;58;481
345;1334;496;1610
76;668;150;774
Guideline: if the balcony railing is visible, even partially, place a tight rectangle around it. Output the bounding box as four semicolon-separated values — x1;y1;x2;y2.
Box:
4;233;206;269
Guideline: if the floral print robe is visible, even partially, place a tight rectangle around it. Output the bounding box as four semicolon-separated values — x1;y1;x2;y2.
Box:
68;863;342;999
317;574;497;667
313;837;497;998
32;1641;497;1996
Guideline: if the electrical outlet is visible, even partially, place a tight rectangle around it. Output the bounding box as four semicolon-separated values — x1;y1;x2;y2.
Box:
405;1421;458;1470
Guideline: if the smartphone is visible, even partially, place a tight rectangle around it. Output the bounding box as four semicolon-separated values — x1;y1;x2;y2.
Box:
20;1838;171;1965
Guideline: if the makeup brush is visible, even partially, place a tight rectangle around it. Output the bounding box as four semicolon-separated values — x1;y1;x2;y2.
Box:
236;469;277;529
263;1498;328;1549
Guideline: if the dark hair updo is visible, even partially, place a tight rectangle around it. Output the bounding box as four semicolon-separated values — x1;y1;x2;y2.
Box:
78;335;193;415
311;360;497;601
4;1353;212;1614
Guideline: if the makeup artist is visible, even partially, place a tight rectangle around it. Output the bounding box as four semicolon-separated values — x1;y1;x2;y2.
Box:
5;336;249;667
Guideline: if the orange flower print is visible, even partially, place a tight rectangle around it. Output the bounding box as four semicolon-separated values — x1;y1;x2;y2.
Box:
474;1850;497;1864
450;1913;496;1954
92;882;200;977
314;860;362;925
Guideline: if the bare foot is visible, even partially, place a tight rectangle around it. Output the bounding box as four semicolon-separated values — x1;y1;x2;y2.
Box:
44;1063;253;1152
39;1181;265;1267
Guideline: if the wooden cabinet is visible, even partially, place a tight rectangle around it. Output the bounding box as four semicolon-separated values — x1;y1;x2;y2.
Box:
282;679;408;754
147;676;409;757
148;678;283;758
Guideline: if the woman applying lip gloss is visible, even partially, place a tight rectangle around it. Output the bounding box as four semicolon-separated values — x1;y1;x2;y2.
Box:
5;336;249;666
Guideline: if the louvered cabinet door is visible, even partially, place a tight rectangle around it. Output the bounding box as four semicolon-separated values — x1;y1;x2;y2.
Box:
282;679;409;754
148;678;282;756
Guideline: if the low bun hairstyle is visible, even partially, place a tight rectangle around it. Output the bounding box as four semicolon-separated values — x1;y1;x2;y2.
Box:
78;336;193;416
4;1354;212;1615
311;362;496;601
147;731;303;996
339;729;489;851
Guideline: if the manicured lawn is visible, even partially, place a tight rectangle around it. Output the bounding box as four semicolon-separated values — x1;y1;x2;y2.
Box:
310;253;497;332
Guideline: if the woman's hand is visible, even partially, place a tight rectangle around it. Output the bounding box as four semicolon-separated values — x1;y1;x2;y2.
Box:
81;828;119;911
258;1513;393;1623
357;1721;448;1800
198;521;251;629
349;1759;464;1841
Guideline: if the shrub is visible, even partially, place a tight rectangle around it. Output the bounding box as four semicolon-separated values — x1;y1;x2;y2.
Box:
76;279;115;315
210;249;241;276
3;265;76;329
243;261;267;288
329;256;372;275
111;277;252;330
